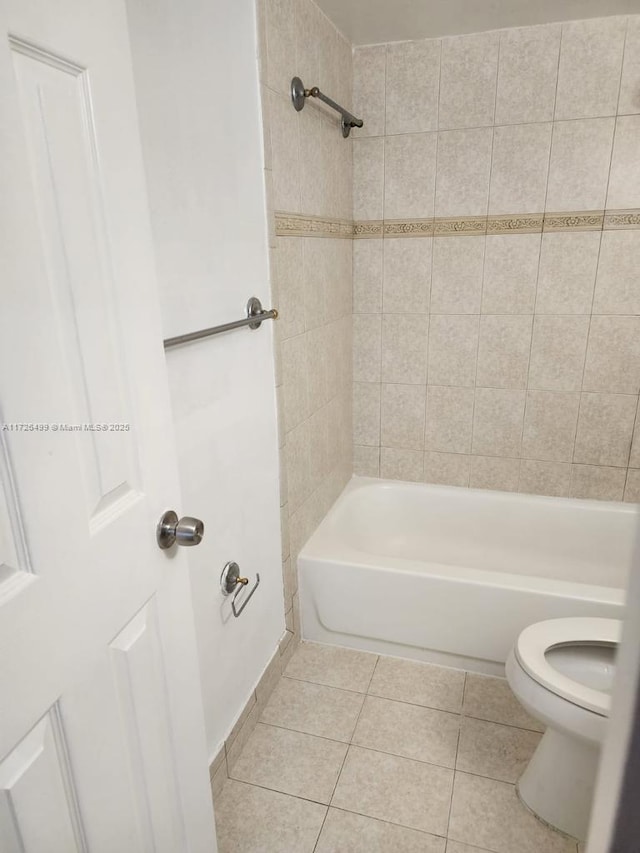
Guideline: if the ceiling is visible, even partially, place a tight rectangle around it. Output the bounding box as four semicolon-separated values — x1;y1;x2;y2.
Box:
315;0;640;45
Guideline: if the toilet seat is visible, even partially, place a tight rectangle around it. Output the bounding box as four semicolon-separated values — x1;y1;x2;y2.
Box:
514;617;620;716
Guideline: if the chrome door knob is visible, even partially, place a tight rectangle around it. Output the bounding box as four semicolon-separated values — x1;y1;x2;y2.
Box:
156;510;204;549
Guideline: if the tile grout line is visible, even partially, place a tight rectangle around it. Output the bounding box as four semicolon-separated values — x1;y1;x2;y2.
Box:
311;655;380;851
569;32;624;496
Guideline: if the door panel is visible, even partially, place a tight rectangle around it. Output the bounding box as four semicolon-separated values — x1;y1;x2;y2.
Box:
0;708;85;853
0;0;216;849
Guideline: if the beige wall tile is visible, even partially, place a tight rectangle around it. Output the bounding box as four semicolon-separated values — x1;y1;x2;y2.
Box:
353;45;386;138
383;238;432;314
353;314;382;383
631;409;640;467
354;444;380;477
384;132;438;219
554;17;626;120
270;90;301;212
619;16;640;115
528;315;590;392
625;468;640;503
286;420;311;512
294;0;321;89
381;313;429;384
316;809;445;853
386;39;440;134
431;236;485;314
439;31;499;129
265;0;297;96
353;240;383;313
519;459;572;497
482;235;540;314
303;238;332;330
522;390;581;462
593;230;640;315
574;392;637;466
536;232;600;315
353;382;381;446
470;456;521;492
435;128;493;216
428;315;480;387
381;383;427;450
424;451;471;487
472;388;526;457
546;118;615;212
608;115;640;209
489;123;552;215
570;464;627;501
306;324;331;408
583;316;640;394
425;385;475;454
282;334;310;431
495;24;561;125
354;137;384;219
380;447;424;481
476;315;533;389
275;237;305;339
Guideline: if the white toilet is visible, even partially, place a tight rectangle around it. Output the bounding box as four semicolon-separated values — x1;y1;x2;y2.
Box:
506;617;620;841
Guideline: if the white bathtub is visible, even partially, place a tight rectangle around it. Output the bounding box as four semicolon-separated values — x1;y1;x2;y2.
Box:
298;477;638;675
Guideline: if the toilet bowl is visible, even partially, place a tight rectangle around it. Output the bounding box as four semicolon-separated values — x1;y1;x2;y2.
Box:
506;617;620;841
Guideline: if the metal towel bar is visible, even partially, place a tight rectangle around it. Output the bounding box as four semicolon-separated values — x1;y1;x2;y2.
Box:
163;297;278;349
291;76;363;138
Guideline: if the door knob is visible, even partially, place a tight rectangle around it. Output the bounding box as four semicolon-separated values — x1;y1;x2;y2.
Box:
156;510;204;549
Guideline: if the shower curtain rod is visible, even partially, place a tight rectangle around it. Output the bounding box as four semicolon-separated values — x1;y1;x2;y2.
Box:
291;76;363;138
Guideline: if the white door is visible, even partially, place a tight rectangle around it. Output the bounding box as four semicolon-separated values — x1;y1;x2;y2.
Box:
0;1;217;851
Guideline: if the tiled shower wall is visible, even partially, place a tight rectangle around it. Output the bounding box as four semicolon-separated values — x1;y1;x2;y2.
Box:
258;0;354;638
352;16;640;502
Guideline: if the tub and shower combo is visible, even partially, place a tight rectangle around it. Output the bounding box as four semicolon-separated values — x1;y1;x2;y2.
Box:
299;477;634;673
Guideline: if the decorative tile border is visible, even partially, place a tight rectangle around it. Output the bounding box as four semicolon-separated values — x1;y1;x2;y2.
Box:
354;219;383;238
604;208;640;230
542;211;604;233
486;213;544;234
434;216;487;236
383;218;433;237
274;211;352;238
276;210;640;239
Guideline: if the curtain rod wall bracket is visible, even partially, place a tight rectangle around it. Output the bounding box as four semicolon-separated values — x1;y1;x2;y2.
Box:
291;76;363;138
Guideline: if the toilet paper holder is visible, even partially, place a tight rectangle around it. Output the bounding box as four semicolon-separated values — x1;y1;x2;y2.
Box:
220;561;260;618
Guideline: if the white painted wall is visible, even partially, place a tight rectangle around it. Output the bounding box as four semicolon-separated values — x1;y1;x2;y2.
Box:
125;0;283;760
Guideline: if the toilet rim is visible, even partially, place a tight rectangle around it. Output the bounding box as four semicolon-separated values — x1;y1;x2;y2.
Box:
514;617;621;717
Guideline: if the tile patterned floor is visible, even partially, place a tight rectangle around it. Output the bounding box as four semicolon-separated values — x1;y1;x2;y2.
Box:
214;642;580;853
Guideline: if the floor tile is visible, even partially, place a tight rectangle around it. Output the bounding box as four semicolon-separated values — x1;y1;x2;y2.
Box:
368;656;465;713
315;808;446;853
456;717;541;783
446;842;494;853
260;676;365;742
331;745;454;836
352;695;460;767
214;779;326;853
284;641;378;692
229;723;347;805
462;674;544;731
448;772;577;853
